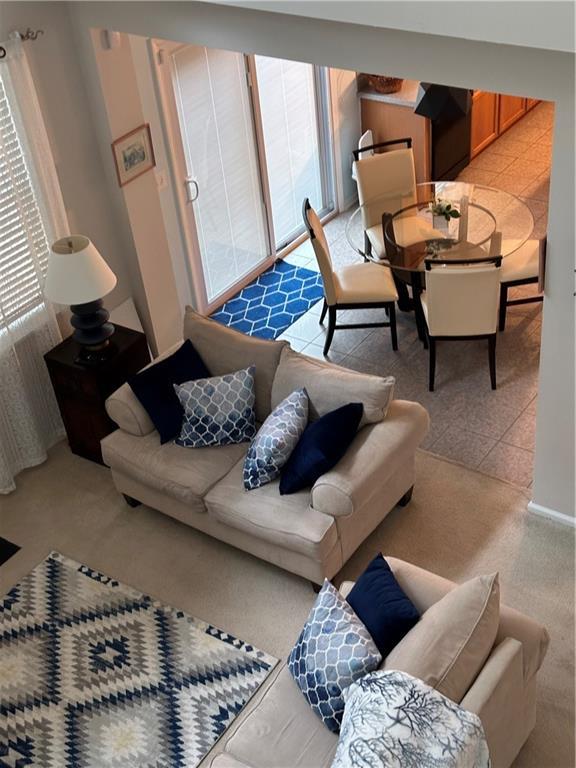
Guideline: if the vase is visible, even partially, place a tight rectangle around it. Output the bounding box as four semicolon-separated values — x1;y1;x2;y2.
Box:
433;214;450;237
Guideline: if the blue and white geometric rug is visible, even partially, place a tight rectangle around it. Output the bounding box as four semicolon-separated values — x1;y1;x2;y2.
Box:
211;260;323;340
0;552;277;767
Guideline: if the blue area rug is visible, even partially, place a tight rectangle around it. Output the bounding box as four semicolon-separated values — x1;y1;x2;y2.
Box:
0;551;277;767
211;260;324;340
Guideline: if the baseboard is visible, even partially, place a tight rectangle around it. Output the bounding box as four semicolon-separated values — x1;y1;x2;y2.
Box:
527;500;576;528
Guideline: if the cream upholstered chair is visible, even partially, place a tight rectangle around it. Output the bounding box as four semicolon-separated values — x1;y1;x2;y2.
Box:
302;198;399;356
352;138;418;260
351;130;374;182
421;258;502;391
498;238;544;331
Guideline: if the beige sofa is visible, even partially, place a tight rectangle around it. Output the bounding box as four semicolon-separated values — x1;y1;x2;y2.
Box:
101;308;429;584
204;557;550;768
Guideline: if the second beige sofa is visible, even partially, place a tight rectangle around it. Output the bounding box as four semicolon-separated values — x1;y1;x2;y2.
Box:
204;557;550;768
101;308;429;585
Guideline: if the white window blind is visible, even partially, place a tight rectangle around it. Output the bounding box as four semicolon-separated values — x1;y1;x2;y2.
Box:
172;45;269;304
0;72;51;326
255;56;324;249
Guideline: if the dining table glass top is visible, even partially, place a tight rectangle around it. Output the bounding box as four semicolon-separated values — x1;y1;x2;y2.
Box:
346;181;535;272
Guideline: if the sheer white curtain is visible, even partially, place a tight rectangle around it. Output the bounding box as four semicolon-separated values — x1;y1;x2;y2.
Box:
0;35;69;493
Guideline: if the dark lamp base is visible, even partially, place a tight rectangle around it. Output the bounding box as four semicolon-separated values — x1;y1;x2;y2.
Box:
70;299;116;366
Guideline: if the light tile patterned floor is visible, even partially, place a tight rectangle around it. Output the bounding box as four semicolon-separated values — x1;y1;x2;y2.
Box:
281;102;552;489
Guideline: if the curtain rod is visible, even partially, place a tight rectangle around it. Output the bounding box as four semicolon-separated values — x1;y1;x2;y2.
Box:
0;29;45;60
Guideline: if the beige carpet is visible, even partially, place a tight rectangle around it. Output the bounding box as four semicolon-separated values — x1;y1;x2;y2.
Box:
0;441;573;767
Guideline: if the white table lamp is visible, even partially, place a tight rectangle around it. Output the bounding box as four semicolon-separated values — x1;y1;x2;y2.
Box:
45;235;117;364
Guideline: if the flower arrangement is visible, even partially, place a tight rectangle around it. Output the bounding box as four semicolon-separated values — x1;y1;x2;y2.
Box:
429;198;461;222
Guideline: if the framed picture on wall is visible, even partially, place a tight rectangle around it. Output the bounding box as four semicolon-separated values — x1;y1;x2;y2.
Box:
112;123;156;187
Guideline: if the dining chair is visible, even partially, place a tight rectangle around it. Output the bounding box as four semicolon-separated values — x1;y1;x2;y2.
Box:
352;137;417;260
302;199;399;356
498;238;544;331
351;130;374;182
420;258;502;391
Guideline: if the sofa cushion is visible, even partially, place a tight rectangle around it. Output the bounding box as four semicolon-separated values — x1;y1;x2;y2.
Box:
383;556;548;684
382;572;500;703
210;755;254;768
271;346;394;427
280;402;363;495
175;366;256;448
287;580;381;733
204;457;337;560
128;339;210;444
183;307;287;422
243;388;308;490
346;553;420;657
100;428;248;508
221;666;337;768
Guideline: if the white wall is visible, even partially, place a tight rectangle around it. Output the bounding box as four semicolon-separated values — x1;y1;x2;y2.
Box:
128;36;195;312
85;28;182;356
329;68;360;211
67;1;574;520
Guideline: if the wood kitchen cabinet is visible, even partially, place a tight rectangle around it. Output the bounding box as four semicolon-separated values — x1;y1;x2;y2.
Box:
498;94;527;133
470;91;499;158
470;91;538;157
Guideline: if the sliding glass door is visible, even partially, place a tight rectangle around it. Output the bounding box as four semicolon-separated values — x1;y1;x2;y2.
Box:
253;56;334;250
170;45;271;304
158;42;335;311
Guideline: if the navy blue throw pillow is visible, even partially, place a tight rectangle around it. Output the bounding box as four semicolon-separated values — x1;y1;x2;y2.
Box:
279;402;363;495
346;554;420;657
128;340;210;444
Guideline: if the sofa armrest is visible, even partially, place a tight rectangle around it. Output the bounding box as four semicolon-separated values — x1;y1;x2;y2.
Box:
105;341;183;436
461;638;526;768
105;384;154;437
310;400;429;517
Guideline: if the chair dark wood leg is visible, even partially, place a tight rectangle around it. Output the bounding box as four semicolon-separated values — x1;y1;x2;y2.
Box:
323;306;337;355
389;303;398;351
488;334;497;390
363;232;372;262
499;284;508;332
319;298;328;324
397;485;414;507
394;273;412;312
428;337;436;392
123;494;141;508
411;272;428;349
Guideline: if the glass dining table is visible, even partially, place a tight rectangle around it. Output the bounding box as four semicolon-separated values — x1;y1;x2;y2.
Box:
345;181;534;341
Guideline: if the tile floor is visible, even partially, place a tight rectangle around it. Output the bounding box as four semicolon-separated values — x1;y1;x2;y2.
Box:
280;101;553;489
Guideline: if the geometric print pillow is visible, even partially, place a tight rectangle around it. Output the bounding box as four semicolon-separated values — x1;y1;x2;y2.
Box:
243;388;309;490
174;365;256;448
287;580;381;734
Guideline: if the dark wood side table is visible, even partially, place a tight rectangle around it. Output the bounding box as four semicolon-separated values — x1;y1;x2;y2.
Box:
44;324;150;464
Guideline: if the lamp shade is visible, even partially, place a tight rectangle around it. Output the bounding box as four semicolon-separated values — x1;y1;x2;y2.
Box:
44;235;117;305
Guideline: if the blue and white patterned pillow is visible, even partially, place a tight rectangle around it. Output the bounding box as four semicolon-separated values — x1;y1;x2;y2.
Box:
287;580;381;733
243;388;309;490
174;365;256;448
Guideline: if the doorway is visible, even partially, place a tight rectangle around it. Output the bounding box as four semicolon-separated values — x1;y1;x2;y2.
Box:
155;41;335;313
